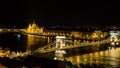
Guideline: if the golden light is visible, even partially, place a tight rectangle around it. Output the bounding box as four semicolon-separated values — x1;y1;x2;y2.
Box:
27;23;43;34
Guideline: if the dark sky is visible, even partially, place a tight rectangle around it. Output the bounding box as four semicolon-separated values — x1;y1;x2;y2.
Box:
0;1;120;28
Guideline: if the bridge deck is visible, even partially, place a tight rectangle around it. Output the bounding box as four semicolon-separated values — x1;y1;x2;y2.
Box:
35;39;111;53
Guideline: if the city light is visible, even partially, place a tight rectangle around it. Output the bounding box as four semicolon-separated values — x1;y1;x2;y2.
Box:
0;22;120;68
111;42;115;45
1;1;120;67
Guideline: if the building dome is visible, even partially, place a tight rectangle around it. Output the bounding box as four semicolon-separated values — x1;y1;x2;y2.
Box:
27;23;43;34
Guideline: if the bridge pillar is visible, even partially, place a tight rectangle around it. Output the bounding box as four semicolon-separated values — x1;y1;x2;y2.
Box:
56;36;66;49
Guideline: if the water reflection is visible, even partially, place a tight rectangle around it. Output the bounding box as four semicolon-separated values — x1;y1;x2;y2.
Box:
27;35;36;50
54;50;66;61
66;47;120;68
1;33;120;67
27;35;52;50
17;34;21;40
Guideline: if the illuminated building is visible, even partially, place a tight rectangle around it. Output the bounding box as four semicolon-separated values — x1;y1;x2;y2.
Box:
27;22;43;34
91;30;108;40
70;31;82;38
26;22;108;40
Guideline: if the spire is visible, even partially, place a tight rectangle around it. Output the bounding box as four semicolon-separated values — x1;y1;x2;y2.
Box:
33;20;35;24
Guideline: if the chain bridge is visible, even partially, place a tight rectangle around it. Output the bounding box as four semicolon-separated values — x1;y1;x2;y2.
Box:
34;36;111;54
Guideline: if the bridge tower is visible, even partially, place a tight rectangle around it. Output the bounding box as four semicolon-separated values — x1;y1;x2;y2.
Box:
56;36;66;49
109;31;120;45
54;36;66;61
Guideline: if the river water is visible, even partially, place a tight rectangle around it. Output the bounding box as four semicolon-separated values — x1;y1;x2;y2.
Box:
0;32;53;51
0;32;120;68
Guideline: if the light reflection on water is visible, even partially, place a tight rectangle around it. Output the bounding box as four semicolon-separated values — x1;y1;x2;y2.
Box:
27;35;53;50
26;35;120;68
0;33;53;51
1;33;120;68
66;47;120;68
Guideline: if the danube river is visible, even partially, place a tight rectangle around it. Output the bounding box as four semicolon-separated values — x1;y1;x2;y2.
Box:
0;32;120;68
0;32;54;51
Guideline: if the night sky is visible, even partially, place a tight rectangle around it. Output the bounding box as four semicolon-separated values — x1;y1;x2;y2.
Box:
0;1;120;28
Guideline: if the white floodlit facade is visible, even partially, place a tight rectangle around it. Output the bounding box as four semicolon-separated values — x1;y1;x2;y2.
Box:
56;36;66;48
